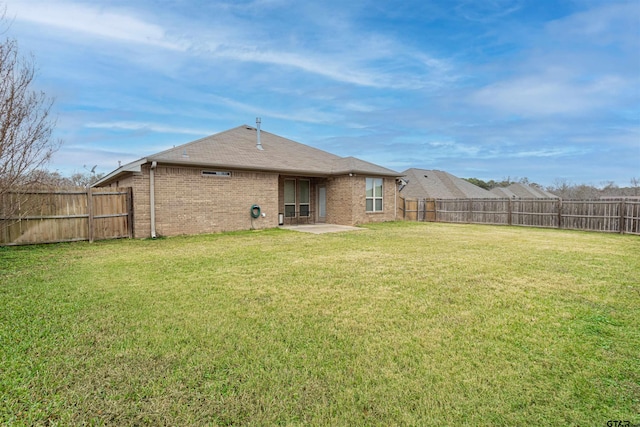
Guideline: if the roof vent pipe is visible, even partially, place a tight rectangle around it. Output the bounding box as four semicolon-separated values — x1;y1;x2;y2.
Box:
256;117;263;150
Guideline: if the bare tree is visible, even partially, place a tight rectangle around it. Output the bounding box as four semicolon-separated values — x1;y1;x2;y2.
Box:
68;171;105;188
0;28;61;195
14;169;106;189
631;177;639;197
547;178;572;198
0;11;61;232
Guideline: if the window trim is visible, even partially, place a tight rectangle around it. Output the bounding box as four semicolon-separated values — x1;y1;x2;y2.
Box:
366;177;383;213
284;179;296;217
299;179;310;217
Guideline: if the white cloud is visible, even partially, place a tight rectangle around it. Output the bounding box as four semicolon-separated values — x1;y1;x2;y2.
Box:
10;0;456;89
183;4;457;89
50;145;140;175
465;1;638;119
546;1;640;46
426;140;482;157
343;102;376;113
10;0;186;50
204;95;339;124
509;147;586;158
454;0;524;22
85;121;210;136
214;47;385;88
470;73;627;116
205;42;451;89
10;0;637;186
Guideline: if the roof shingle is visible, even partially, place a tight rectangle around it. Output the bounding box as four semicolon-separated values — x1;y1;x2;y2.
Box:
400;169;499;199
95;125;400;186
490;183;558;198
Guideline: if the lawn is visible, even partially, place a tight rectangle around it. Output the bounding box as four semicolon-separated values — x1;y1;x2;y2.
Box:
1;222;639;426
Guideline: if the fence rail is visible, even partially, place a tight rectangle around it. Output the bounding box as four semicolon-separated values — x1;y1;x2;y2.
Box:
401;197;640;235
1;187;133;245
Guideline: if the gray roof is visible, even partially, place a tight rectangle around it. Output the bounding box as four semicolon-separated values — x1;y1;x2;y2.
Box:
329;156;399;176
400;169;499;199
95;125;399;186
490;183;559;198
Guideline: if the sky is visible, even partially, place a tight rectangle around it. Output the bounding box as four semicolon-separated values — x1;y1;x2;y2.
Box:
5;0;640;187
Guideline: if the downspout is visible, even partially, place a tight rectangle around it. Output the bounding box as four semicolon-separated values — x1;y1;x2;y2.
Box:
150;161;157;238
394;178;397;221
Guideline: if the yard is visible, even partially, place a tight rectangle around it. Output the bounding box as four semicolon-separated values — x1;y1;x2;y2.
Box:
1;222;639;426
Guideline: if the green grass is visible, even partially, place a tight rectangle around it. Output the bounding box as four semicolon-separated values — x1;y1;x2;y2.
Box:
1;222;639;426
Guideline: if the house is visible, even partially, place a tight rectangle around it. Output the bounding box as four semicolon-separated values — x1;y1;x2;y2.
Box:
399;169;499;199
490;183;558;199
93;123;401;238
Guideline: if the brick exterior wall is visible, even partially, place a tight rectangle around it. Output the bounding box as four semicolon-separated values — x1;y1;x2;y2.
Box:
155;166;278;237
106;165;276;238
105;170;150;238
102;166;397;237
327;175;397;225
326;175;354;225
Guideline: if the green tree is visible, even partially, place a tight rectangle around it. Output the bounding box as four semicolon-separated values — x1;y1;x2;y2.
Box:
463;177;491;190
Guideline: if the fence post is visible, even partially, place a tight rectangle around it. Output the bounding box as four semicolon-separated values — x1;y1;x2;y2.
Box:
507;198;512;226
423;199;427;222
434;199;438;222
87;188;94;243
557;198;563;229
619;199;626;234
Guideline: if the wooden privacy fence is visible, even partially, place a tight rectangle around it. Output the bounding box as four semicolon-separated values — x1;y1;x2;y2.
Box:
401;197;640;235
1;188;133;245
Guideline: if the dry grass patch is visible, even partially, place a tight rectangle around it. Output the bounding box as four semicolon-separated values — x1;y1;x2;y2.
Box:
1;222;639;425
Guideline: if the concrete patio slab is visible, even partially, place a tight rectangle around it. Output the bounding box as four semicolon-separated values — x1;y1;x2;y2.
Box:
279;224;365;234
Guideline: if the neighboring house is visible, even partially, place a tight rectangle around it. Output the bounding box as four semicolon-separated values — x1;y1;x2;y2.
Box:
399;169;499;199
490;183;559;199
94;124;401;238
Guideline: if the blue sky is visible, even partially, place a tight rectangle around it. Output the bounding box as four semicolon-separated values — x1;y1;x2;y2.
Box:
6;0;640;186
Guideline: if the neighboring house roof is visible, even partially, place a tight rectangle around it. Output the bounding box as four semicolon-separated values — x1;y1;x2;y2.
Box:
489;187;515;198
95;125;400;186
490;183;559;198
400;169;499;199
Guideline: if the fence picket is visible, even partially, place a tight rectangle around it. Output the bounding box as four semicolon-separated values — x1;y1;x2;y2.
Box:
401;197;640;235
1;188;133;245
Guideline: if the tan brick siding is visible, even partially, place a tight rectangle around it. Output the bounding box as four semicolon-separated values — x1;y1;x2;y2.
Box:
327;175;397;225
355;176;397;224
326;175;354;225
152;166;278;237
105;165;277;238
99;166;397;237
